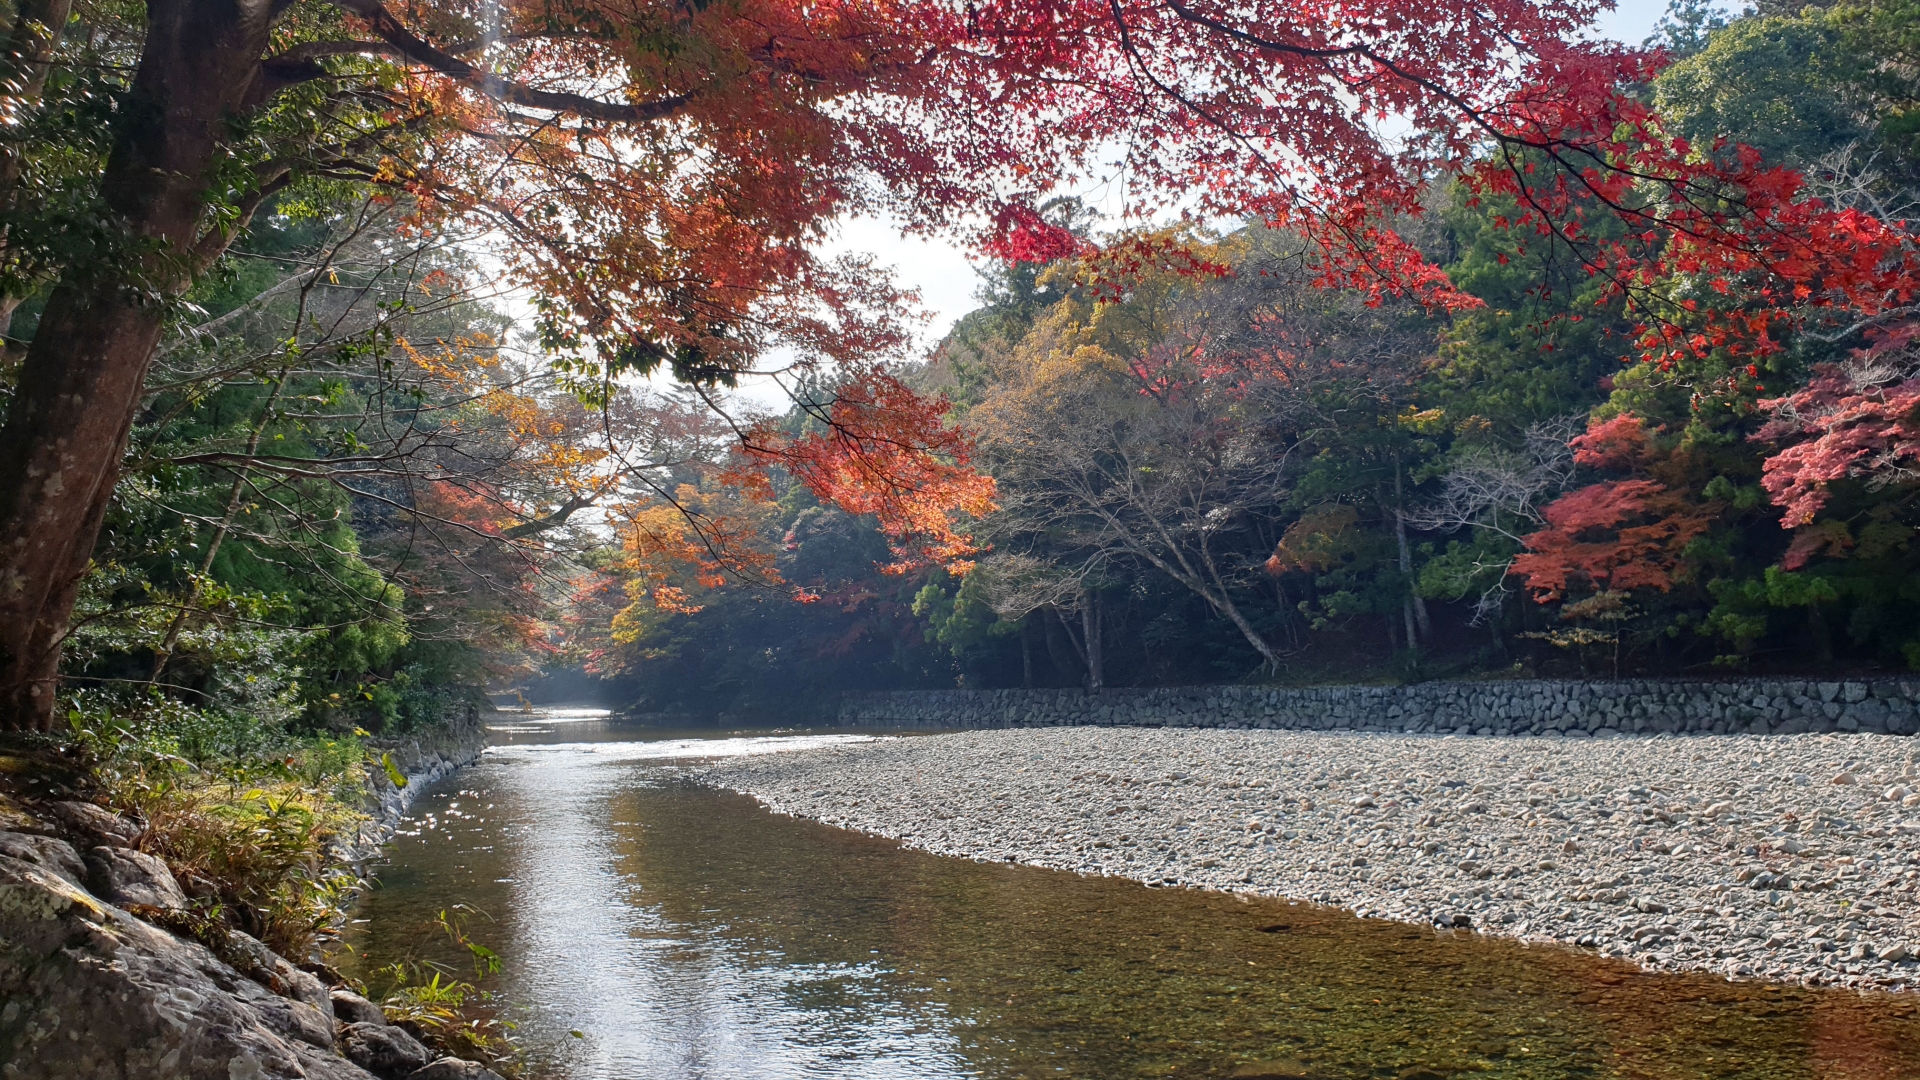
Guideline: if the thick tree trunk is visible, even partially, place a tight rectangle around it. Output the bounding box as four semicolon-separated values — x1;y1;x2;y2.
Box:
0;0;272;730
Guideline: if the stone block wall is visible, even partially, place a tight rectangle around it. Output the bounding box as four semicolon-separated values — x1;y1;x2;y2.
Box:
348;703;491;861
838;678;1920;737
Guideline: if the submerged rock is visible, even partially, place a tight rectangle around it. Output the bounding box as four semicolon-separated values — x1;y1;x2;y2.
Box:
1227;1060;1319;1079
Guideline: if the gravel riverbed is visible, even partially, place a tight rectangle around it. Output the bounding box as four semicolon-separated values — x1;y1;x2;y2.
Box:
692;727;1920;991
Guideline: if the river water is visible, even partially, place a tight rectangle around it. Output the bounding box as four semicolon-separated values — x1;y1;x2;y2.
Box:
341;711;1920;1079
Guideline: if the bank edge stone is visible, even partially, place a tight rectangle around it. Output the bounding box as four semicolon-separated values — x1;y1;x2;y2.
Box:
838;678;1920;738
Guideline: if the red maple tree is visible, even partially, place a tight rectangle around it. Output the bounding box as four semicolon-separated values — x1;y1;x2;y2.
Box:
1755;322;1920;536
1511;416;1716;601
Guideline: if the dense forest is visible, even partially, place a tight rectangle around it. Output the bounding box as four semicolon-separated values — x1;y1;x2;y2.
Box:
587;0;1920;713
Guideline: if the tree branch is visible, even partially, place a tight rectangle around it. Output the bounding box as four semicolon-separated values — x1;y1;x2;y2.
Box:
326;0;695;123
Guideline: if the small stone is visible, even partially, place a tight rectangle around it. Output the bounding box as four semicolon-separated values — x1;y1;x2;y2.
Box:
1887;786;1911;802
1832;772;1859;786
1561;839;1579;854
341;1021;434;1077
332;988;388;1026
1781;838;1804;854
1879;944;1910;963
1706;800;1735;817
1351;795;1375;808
1227;1060;1318;1079
407;1059;509;1080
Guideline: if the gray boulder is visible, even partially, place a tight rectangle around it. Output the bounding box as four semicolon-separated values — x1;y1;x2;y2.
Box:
0;853;376;1078
407;1058;508;1080
224;929;331;1012
83;845;187;910
0;831;85;888
332;989;390;1026
46;801;139;847
339;1022;434;1078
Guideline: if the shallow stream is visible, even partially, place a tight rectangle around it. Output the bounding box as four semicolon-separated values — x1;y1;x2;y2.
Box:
341;712;1920;1079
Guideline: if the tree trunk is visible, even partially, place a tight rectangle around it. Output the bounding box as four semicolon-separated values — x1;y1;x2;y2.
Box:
1081;591;1103;691
1055;605;1090;686
1020;616;1034;688
0;0;76;343
1391;459;1430;645
1808;602;1833;663
0;0;273;730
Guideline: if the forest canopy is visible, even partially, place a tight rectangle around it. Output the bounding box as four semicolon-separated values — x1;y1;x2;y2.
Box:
593;0;1920;712
0;0;1916;731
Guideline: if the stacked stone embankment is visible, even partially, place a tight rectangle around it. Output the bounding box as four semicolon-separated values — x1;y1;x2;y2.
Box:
841;678;1920;737
350;705;490;861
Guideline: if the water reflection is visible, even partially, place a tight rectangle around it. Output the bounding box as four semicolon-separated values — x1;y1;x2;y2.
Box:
342;717;1920;1080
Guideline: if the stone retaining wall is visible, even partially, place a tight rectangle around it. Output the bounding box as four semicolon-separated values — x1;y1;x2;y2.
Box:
838;678;1920;737
349;704;491;861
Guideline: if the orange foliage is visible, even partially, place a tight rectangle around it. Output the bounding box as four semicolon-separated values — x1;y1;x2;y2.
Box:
328;0;1920;632
725;368;997;574
1454;47;1920;371
1754;323;1920;531
609;485;783;632
1265;505;1360;576
1512;416;1716;601
1570;414;1653;470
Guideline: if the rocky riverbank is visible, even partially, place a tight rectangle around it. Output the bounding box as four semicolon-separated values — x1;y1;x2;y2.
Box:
694;726;1920;992
0;713;498;1079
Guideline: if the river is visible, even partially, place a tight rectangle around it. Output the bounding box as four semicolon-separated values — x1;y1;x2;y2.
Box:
341;710;1920;1079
